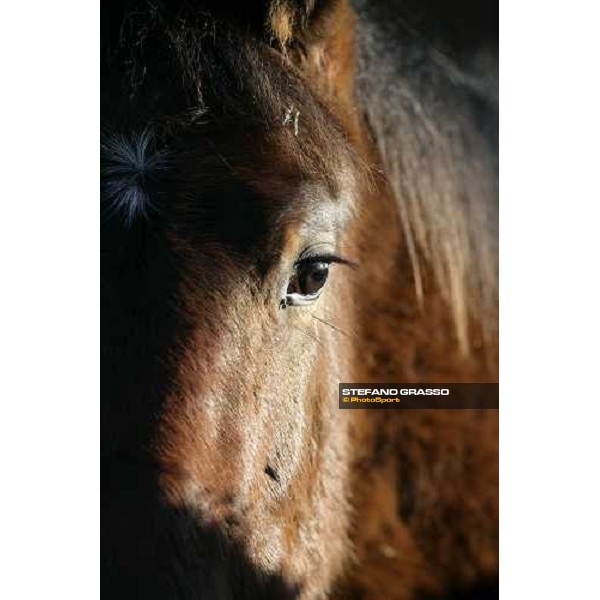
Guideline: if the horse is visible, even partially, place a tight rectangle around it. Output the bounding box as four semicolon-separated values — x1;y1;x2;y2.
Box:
101;1;498;598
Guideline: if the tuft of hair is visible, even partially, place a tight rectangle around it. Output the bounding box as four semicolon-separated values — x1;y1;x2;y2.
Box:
101;130;166;226
266;1;316;46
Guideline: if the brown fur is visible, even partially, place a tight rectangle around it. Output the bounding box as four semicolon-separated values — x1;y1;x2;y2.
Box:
101;1;498;598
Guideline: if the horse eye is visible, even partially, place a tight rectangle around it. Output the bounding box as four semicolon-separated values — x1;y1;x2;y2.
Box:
285;261;330;306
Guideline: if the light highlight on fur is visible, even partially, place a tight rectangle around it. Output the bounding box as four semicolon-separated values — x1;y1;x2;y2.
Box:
101;129;166;225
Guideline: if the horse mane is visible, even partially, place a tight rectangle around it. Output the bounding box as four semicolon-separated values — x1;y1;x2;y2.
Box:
352;0;499;355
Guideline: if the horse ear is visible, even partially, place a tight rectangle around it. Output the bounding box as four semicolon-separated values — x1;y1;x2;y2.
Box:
266;0;356;104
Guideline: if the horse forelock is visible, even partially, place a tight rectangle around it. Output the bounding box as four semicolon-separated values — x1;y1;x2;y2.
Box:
101;6;364;231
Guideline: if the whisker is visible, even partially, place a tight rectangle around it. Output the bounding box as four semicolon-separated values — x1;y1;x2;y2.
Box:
311;315;357;339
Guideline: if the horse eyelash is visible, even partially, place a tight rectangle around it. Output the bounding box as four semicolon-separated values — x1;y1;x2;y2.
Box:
294;254;357;268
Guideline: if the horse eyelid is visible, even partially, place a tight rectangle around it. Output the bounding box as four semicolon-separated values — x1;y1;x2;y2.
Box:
294;254;357;269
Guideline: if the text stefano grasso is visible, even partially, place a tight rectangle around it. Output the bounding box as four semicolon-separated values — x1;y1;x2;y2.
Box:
341;388;450;396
